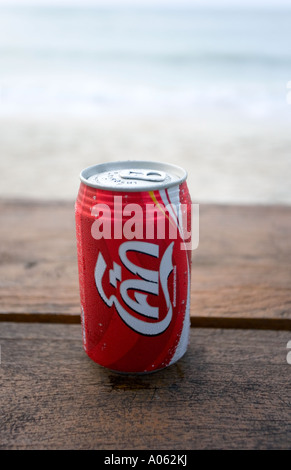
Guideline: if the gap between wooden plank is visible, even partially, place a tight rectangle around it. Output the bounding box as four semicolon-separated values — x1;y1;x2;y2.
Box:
1;312;290;331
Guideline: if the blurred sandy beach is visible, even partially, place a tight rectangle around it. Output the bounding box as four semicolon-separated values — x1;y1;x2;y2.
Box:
0;3;291;204
1;115;291;204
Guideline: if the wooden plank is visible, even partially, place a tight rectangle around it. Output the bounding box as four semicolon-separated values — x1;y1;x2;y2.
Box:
0;200;79;320
191;204;291;330
0;323;290;449
0;200;291;329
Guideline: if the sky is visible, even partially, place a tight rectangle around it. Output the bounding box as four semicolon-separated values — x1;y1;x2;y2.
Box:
0;0;290;7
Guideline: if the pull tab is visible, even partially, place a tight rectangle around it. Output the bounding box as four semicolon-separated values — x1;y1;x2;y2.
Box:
119;169;166;182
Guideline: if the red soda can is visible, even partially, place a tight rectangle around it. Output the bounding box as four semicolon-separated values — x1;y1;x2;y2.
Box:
75;161;192;373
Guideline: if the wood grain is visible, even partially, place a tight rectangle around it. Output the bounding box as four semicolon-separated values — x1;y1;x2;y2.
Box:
0;200;291;329
192;204;291;330
0;200;79;320
0;323;290;450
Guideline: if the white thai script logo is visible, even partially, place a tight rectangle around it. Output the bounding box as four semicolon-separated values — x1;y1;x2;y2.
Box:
94;241;174;336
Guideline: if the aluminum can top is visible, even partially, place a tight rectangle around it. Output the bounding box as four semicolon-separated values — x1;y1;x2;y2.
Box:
80;160;187;192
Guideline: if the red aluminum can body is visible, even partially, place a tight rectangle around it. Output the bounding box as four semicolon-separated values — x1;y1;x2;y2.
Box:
75;162;192;373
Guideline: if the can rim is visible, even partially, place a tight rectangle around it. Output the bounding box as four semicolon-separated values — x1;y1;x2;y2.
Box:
79;160;187;192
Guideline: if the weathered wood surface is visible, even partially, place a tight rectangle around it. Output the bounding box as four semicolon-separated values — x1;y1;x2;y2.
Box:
192;204;291;330
0;200;78;322
0;200;291;329
0;323;290;450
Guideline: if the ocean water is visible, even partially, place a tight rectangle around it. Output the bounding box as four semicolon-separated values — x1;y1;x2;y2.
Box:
0;5;291;120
